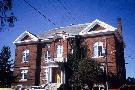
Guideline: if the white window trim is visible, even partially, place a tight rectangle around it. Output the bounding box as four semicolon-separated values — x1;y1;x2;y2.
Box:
44;50;51;62
20;67;28;69
56;45;63;58
93;42;104;58
22;49;29;63
44;67;49;82
100;66;105;71
20;67;28;81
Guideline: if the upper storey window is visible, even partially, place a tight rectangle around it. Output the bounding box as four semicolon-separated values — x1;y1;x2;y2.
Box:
22;49;29;62
93;42;104;58
56;45;63;57
44;50;51;62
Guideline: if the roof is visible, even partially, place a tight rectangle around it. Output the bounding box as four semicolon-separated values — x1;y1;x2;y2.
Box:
37;19;117;40
37;23;89;39
14;19;122;44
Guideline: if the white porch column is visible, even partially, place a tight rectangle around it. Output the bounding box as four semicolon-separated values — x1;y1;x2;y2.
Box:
49;67;52;83
61;71;63;83
63;70;65;84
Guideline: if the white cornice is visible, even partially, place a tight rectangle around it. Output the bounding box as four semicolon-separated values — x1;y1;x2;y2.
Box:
13;31;39;44
79;19;117;35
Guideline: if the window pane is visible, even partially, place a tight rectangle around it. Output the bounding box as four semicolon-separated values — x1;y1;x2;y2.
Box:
45;51;51;61
22;53;25;61
45;68;48;80
93;42;103;57
45;52;47;58
20;69;28;80
24;73;27;79
20;73;23;79
26;53;29;61
93;45;98;57
98;46;102;56
22;50;29;62
56;45;63;57
48;51;51;59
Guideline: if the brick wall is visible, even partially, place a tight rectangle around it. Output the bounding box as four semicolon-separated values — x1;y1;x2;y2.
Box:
13;44;38;86
13;33;125;88
84;34;117;74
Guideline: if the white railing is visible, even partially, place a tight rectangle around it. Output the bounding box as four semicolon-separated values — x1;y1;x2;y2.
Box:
54;57;64;62
45;57;67;63
45;58;54;63
47;83;61;90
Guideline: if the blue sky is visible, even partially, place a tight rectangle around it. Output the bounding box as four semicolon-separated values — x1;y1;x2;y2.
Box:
0;0;135;78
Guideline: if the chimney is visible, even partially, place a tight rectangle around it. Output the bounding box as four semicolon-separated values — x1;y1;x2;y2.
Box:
117;18;122;36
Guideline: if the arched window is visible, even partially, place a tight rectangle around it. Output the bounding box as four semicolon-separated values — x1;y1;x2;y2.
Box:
22;49;29;62
93;42;104;57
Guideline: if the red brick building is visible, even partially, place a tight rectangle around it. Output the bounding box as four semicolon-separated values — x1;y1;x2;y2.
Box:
12;19;126;89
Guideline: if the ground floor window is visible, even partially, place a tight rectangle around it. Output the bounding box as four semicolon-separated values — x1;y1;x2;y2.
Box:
20;69;28;81
45;68;49;82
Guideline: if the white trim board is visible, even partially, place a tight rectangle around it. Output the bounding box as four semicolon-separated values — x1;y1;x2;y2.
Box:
79;19;117;35
13;31;39;44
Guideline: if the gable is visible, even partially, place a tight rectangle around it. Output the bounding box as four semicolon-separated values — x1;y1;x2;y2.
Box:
13;31;38;44
21;35;32;41
88;24;105;32
79;19;117;35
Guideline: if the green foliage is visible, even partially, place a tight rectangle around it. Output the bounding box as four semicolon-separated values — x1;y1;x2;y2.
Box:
77;59;105;83
126;77;135;85
0;46;13;87
69;58;105;90
58;35;105;90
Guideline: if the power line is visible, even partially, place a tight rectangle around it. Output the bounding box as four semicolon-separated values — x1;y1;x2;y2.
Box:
56;0;78;23
47;0;73;24
23;0;56;26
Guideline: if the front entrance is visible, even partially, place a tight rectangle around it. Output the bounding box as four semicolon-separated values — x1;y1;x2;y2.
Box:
52;67;61;83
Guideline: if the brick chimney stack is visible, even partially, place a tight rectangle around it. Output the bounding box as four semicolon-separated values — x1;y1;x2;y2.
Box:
117;18;122;36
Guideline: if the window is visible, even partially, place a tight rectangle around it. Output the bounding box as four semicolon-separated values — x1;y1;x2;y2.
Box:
22;49;29;62
20;69;28;81
70;49;74;54
45;68;49;82
56;45;63;57
93;42;104;57
100;66;105;71
44;50;51;62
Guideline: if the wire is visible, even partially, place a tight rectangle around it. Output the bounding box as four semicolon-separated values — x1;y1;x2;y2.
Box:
56;0;78;22
48;0;74;24
23;0;56;26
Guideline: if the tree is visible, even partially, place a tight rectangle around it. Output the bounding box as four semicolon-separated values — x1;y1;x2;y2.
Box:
58;35;105;90
126;77;135;85
0;46;13;87
72;59;105;90
0;0;16;31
